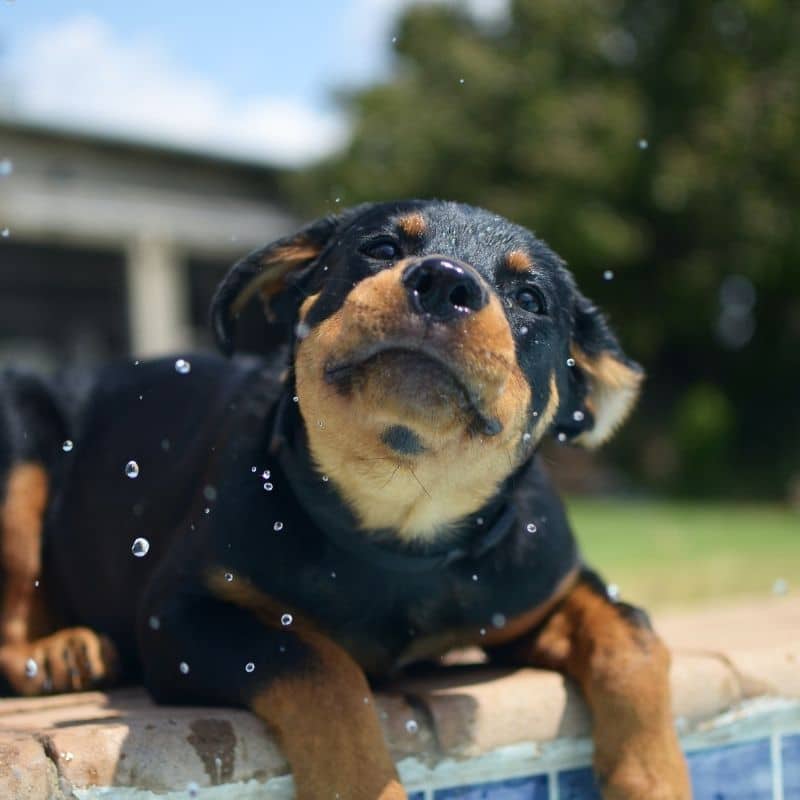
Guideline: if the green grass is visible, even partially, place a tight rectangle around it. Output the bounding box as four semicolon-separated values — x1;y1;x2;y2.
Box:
564;499;800;610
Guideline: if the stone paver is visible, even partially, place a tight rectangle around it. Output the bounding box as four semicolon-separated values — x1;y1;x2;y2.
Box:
0;596;797;797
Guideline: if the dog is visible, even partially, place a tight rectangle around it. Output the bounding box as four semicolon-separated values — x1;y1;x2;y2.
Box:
0;200;691;799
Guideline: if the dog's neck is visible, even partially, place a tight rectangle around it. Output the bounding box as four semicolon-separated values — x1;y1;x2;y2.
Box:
271;391;523;559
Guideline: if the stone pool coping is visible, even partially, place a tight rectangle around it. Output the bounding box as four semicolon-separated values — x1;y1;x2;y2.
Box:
1;595;798;798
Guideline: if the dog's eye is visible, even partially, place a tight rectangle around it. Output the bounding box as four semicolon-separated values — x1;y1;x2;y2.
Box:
361;238;401;261
514;287;547;315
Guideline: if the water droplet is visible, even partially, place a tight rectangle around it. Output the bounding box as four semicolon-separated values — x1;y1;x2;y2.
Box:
476;516;484;526
62;751;74;762
125;460;139;479
471;573;478;582
34;579;39;588
479;627;486;636
522;432;532;443
245;662;255;673
179;661;190;675
161;438;171;451
1;228;10;239
295;320;311;340
224;572;233;582
334;196;341;204
491;613;506;628
316;419;326;429
281;613;293;626
131;537;150;557
405;719;418;734
572;410;585;422
322;474;329;482
148;615;160;630
273;521;284;532
772;577;789;596
557;432;568;442
391;36;397;44
204;507;211;515
330;571;337;579
203;485;217;502
458;78;465;84
526;522;537;533
174;358;191;375
62;440;74;452
292;395;299;403
520;326;528;335
603;270;614;281
0;158;13;176
566;357;576;367
607;583;620;601
532;411;539;417
187;780;199;798
261;469;271;480
25;658;38;678
638;138;649;149
263;482;273;491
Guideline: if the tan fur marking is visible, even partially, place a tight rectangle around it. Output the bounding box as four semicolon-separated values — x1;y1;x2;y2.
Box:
298;291;321;320
398;567;580;667
1;464;48;644
208;573;404;798
532;373;560;442
0;627;118;696
252;641;405;800
207;572;310;632
230;241;321;316
505;250;534;273
294;261;531;541
572;348;643;448
397;212;427;239
491;580;691;798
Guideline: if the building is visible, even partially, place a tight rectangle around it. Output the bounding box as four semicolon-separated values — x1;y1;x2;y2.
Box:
0;118;295;370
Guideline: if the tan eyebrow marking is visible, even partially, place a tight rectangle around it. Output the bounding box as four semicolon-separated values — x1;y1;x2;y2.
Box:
505;250;534;273
397;212;427;239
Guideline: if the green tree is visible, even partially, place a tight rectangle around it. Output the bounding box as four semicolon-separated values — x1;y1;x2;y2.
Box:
288;0;800;498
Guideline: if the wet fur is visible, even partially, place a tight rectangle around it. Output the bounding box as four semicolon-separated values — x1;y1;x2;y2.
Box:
0;200;688;799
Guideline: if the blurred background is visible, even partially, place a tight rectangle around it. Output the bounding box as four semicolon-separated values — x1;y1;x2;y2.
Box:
0;0;797;608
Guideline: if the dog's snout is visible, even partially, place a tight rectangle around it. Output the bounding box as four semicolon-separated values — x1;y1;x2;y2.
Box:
402;258;487;321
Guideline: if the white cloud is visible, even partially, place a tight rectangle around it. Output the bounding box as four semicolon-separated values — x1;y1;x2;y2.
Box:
2;16;349;166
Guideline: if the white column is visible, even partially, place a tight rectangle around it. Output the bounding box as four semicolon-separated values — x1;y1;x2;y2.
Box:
125;236;189;357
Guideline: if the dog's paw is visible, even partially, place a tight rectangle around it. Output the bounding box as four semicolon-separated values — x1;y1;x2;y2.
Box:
0;626;119;696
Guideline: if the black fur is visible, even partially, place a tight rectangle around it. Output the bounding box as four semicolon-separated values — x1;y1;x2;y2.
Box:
1;200;639;711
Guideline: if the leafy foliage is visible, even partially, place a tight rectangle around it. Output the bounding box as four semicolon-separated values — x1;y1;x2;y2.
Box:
287;0;800;498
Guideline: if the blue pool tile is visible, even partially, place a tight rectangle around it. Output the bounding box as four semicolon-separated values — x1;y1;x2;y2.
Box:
434;773;548;799
688;739;772;800
409;794;426;800
784;734;800;800
557;766;601;800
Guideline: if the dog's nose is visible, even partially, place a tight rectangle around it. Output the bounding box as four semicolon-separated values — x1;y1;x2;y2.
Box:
402;258;487;321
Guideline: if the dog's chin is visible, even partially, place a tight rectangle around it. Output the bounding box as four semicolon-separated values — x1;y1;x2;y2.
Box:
324;348;502;438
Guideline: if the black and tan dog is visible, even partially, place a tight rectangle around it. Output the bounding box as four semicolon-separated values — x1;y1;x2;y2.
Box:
0;200;690;799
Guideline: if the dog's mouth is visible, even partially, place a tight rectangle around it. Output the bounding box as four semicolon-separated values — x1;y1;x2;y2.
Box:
324;341;503;437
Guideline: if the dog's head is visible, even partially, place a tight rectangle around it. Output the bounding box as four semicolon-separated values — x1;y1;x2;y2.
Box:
212;200;642;540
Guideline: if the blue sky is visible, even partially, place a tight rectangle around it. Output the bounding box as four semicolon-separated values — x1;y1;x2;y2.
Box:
0;1;507;165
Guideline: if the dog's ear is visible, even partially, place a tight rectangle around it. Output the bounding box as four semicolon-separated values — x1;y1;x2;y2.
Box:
211;207;366;355
554;292;644;448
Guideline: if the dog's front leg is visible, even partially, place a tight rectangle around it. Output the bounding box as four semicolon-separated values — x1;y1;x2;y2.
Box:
488;569;691;800
140;588;405;800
